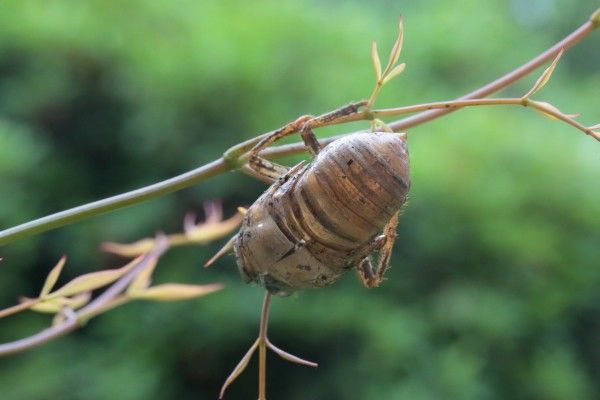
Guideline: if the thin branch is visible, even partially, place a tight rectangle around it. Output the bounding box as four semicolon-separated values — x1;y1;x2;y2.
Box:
258;292;272;400
388;15;597;131
371;98;600;141
0;298;38;319
0;12;597;247
0;240;169;357
0;160;226;246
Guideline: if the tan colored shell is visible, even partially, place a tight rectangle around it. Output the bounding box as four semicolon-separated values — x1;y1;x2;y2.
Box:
235;132;410;295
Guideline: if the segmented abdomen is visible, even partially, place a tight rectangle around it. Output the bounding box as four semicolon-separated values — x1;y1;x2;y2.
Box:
291;132;410;255
235;132;410;294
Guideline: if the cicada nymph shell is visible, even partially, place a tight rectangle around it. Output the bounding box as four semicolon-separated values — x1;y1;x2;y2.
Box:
235;132;410;295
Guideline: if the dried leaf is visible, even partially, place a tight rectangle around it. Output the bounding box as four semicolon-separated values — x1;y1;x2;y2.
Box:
101;238;156;257
523;49;563;98
203;200;223;223
185;213;243;243
382;63;406;85
51;256;143;298
103;207;243;257
127;256;159;295
132;283;223;301
371;41;382;81
40;256;67;297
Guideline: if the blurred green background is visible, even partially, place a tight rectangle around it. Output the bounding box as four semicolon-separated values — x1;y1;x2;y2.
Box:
0;0;599;399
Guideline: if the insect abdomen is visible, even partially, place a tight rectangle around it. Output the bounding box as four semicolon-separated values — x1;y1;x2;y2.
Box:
293;132;410;247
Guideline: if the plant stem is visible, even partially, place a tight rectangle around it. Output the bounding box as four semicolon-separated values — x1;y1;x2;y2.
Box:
388;15;597;132
0;13;597;247
258;292;272;400
0;241;168;357
0;160;225;245
373;98;599;140
0;298;38;319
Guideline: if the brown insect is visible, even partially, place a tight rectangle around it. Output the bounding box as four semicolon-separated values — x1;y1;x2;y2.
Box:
207;104;410;295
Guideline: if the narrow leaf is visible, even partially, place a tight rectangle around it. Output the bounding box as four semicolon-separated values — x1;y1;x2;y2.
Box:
185;213;243;243
132;283;223;301
533;101;562;120
65;292;92;309
101;238;156;257
382;63;406;85
30;293;91;314
40;256;67;297
384;16;405;74
127;257;159;295
371;41;382;81
31;298;66;313
523;49;563;98
51;256;143;298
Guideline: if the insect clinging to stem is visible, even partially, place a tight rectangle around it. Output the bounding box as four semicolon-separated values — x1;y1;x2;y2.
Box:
205;19;412;296
208;109;411;296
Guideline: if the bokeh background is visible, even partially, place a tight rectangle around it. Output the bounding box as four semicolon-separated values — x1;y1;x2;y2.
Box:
1;1;599;399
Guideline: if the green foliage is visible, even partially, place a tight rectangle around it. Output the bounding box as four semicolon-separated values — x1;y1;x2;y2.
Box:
0;0;598;399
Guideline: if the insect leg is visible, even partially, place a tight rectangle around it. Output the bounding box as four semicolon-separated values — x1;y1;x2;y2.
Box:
299;123;321;156
356;211;399;288
242;160;287;183
373;212;400;285
357;257;378;288
246;101;366;181
300;101;368;155
247;115;313;182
